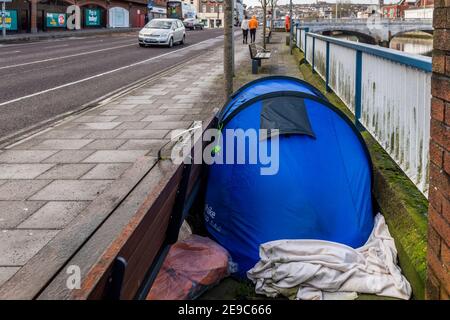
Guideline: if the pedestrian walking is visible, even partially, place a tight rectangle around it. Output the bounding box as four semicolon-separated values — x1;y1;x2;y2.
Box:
249;15;258;44
241;16;249;44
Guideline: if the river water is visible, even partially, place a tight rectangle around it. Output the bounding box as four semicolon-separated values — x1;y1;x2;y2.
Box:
389;37;433;57
333;33;433;57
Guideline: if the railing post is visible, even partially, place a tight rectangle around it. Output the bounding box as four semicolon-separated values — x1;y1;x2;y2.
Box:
304;31;307;58
354;50;362;129
325;41;331;92
312;36;316;73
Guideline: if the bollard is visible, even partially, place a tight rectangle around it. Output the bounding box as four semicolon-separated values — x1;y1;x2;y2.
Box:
285;36;290;46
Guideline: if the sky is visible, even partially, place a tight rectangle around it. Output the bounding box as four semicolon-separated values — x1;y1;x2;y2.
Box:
243;0;397;7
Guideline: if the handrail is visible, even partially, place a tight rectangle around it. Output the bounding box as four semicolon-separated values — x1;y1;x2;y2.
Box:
298;28;432;72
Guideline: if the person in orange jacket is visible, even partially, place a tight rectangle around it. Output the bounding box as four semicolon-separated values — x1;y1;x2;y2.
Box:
285;15;291;32
249;15;258;43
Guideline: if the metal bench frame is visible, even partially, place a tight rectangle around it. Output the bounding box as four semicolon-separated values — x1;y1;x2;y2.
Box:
249;43;272;74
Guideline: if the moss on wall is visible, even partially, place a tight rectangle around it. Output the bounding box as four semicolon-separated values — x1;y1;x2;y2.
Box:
293;47;428;299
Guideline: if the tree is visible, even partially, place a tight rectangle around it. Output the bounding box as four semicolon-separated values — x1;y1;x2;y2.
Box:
223;0;233;98
258;0;268;49
269;0;279;30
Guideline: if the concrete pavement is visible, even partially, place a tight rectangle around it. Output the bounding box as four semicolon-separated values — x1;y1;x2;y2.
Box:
0;30;248;296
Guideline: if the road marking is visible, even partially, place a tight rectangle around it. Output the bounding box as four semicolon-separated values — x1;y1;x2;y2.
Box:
0;42;136;70
44;44;69;49
0;50;21;55
0;37;221;107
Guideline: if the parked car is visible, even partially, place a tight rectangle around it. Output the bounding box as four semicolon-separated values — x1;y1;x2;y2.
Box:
138;18;186;48
183;18;204;30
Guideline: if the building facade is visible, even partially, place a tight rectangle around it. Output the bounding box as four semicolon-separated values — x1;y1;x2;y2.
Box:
382;0;434;19
3;0;149;33
198;0;224;28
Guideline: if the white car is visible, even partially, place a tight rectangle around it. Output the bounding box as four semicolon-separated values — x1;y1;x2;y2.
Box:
138;18;186;48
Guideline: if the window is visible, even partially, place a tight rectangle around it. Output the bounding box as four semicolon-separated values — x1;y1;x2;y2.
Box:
202;5;206;13
210;6;215;13
219;5;223;13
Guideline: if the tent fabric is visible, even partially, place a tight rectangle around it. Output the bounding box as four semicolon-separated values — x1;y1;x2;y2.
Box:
247;213;412;300
219;76;327;121
260;96;315;139
204;77;374;277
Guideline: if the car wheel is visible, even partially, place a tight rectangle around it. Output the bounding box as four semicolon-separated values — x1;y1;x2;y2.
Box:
180;35;185;45
168;37;173;48
139;43;145;47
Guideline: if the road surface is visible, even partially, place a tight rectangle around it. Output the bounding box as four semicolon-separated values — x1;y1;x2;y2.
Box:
0;28;225;142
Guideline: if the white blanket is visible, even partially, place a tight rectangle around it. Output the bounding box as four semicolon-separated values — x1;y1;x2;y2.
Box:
247;213;412;300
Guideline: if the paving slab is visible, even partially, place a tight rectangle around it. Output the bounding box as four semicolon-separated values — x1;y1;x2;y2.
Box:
82;150;148;163
118;139;168;150
100;109;140;116
84;130;124;139
116;129;169;139
18;201;90;229
31;139;93;150
41;150;96;163
72;116;118;123
39;130;93;139
0;267;20;287
141;114;184;122
0;201;47;229
115;122;150;130
36;164;96;180
0;180;52;200
29;180;114;201
74;122;122;130
0;230;60;265
81;163;132;180
0;150;58;163
82;139;127;150
0;164;54;180
145;121;192;130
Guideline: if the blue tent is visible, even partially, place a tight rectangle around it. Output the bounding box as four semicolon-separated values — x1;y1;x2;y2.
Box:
204;76;374;277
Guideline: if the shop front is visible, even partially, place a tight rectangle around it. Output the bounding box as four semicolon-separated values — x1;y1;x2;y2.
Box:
3;0;32;33
80;5;106;28
108;6;129;28
147;6;165;21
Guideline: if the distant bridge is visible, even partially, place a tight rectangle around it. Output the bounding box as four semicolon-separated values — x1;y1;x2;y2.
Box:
294;18;433;45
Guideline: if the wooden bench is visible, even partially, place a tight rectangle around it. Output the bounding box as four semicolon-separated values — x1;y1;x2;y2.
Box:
249;43;272;74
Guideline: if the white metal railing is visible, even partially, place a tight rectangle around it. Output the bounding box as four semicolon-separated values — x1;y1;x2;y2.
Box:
295;27;432;195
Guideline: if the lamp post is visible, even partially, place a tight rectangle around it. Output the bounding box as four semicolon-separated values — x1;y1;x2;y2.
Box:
1;0;6;38
224;0;233;98
289;0;293;54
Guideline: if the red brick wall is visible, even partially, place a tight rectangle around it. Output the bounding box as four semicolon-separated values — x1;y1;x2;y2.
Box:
427;0;450;300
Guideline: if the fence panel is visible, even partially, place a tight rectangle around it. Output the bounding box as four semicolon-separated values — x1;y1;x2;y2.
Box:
361;54;431;193
329;43;357;112
296;31;432;195
313;37;327;81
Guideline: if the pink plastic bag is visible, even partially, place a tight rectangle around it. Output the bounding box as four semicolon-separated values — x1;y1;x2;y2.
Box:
146;235;230;300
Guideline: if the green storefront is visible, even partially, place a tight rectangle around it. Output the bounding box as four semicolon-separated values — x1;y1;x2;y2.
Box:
84;8;101;27
0;10;18;31
46;12;67;28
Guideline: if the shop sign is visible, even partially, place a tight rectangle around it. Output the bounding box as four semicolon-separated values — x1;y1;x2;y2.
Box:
85;8;101;26
46;12;67;27
0;10;17;31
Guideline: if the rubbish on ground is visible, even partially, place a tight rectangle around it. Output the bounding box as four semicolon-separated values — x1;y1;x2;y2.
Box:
204;76;374;276
147;234;230;300
247;213;412;300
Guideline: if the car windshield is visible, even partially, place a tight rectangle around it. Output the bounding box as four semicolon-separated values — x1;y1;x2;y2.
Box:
146;20;172;29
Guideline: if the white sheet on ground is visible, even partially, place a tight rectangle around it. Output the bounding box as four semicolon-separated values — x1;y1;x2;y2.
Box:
247;213;411;300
